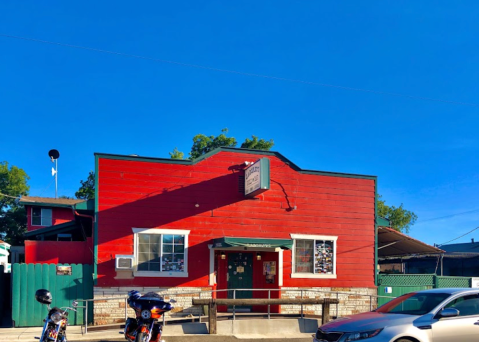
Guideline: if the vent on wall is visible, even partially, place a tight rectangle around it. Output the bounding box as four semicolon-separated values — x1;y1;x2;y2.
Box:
238;175;245;193
115;255;134;270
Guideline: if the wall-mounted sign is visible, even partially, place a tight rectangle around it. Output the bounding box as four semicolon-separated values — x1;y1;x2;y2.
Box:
236;266;245;273
263;261;276;275
245;158;270;197
56;265;72;276
472;278;479;288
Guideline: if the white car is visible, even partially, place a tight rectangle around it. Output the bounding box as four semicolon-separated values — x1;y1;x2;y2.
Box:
313;288;479;342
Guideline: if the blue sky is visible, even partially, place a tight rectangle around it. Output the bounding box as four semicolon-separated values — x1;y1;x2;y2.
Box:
1;1;478;247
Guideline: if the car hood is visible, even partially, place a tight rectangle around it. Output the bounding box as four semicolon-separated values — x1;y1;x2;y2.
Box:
320;312;418;332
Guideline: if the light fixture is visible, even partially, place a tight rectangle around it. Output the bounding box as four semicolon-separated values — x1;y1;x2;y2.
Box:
195;203;199;208
221;251;226;260
256;252;262;261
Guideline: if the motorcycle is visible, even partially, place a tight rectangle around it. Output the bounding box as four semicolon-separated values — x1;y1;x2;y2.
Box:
34;289;78;342
122;291;176;342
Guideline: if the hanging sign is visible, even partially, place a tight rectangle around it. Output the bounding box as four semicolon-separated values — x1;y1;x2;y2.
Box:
245;158;270;197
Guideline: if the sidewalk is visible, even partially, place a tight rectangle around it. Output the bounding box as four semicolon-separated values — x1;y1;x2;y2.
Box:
0;319;317;341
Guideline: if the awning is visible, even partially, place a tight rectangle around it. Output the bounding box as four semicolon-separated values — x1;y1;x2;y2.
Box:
25;220;80;239
378;226;444;258
213;237;293;250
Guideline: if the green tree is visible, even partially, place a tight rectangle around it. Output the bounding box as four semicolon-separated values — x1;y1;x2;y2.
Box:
241;135;274;150
189;128;237;159
170;129;275;160
0;162;30;245
169;147;185;160
377;195;417;233
75;171;95;200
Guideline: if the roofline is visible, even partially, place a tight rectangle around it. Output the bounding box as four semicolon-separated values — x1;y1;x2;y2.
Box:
19;200;78;209
95;147;377;180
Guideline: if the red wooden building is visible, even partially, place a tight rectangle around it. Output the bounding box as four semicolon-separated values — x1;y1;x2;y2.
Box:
20;197;94;264
94;147;377;314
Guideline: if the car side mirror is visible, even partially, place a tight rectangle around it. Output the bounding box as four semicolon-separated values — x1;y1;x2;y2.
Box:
72;300;78;307
439;308;459;318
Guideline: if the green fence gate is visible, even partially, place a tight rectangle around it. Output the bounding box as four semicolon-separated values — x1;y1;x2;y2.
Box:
12;263;93;327
377;274;473;307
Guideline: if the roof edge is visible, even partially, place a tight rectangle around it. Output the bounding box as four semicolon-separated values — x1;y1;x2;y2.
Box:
95;147;377;180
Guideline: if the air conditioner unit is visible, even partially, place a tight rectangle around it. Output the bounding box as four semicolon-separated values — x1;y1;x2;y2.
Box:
116;255;134;270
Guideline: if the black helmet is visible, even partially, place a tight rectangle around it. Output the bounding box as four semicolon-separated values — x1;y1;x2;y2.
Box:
35;289;52;305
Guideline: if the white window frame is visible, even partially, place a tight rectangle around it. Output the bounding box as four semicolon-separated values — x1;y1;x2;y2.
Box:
133;228;190;278
31;208;52;226
290;234;338;279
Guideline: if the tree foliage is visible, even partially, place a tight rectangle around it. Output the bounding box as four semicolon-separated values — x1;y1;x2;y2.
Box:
0;161;30;245
170;128;275;160
377;195;417;233
75;171;95;200
241;135;274;150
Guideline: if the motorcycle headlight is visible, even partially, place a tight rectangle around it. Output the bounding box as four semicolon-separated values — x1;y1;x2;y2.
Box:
344;329;383;341
51;312;63;324
141;310;152;319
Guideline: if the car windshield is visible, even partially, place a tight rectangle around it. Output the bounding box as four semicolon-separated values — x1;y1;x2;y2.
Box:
375;292;451;315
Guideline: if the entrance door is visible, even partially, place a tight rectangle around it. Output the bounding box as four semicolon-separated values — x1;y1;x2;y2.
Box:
227;253;253;311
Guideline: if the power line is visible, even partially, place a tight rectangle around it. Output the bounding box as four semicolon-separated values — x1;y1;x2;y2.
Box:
1;33;479;108
437;226;479;247
417;208;479;223
0;192;21;200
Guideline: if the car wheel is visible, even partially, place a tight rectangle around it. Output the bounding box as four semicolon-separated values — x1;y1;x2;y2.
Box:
395;339;414;342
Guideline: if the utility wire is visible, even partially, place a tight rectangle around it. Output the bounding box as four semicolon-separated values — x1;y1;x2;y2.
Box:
1;33;479;108
0;192;21;200
417;208;479;223
437;226;479;247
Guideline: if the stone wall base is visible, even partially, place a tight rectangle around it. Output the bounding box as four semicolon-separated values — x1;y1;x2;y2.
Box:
92;286;377;325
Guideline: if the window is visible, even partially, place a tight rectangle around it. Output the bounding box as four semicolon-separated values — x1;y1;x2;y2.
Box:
445;295;479;316
291;234;337;279
31;208;52;226
133;228;189;277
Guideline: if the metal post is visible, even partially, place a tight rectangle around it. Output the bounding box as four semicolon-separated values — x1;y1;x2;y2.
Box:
369;295;372;311
198;292;201;322
55;159;58;199
85;301;88;334
124;298;128;321
336;293;339;318
268;290;271;319
300;290;303;319
233;290;236;321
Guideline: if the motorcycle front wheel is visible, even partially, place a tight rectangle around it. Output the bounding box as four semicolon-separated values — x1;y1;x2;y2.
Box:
135;332;148;342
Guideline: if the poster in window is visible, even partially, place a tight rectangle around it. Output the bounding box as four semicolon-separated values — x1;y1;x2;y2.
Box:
314;240;334;274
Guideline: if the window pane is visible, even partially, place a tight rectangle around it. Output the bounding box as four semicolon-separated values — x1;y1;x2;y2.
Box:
139;234;150;244
314;240;334;274
174;235;184;244
149;263;161;272
32;216;41;226
42;209;52;224
174;244;184;253
163;235;174;243
138;243;149;254
163;245;173;253
32;208;41;217
138;253;149;263
295;239;313;273
162;254;173;263
138;262;148;271
150;234;161;244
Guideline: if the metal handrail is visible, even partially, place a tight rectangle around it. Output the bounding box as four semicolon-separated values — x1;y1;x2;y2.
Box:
77;288;396;334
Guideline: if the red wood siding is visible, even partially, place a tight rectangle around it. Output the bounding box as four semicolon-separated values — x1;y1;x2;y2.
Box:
97;151;376;288
26;206;75;232
25;238;93;264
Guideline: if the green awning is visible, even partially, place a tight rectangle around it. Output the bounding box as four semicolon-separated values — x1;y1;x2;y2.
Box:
213;237;293;250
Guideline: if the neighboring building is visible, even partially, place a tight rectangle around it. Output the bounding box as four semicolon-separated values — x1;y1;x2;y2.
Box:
93;147;378;320
0;240;11;273
19;196;94;264
387;239;479;277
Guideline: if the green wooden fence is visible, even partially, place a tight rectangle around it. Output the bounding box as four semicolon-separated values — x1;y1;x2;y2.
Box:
12;263;93;327
377;274;472;307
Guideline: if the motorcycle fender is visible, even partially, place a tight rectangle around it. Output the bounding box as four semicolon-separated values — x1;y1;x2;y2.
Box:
140;326;149;334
